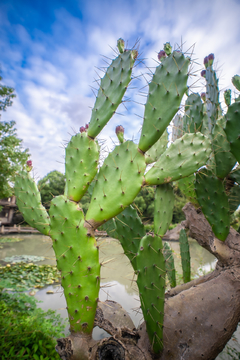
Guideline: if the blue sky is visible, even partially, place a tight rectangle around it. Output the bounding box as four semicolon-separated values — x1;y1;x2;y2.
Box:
1;0;240;180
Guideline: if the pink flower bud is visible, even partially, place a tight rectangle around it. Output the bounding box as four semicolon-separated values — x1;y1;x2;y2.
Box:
85;123;89;129
201;70;206;78
208;53;214;66
80;126;86;133
115;125;124;143
158;50;166;61
26;160;32;172
201;92;206;102
204;56;209;68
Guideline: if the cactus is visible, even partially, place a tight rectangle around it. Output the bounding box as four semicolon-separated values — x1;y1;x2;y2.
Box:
179;229;191;283
163;242;176;288
175;53;239;241
15;40;219;354
136;234;166;354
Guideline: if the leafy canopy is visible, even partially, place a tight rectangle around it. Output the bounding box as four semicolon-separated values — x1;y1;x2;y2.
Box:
0;73;29;199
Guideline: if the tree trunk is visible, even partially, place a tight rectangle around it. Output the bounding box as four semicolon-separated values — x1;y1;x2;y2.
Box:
56;203;240;360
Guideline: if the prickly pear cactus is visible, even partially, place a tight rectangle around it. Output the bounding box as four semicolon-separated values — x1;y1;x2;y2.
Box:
15;40;218;355
175;53;239;242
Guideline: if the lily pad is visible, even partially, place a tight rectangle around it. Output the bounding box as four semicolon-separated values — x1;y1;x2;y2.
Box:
0;263;61;291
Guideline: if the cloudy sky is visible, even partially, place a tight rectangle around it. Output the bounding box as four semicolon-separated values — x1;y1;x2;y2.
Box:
1;0;240;181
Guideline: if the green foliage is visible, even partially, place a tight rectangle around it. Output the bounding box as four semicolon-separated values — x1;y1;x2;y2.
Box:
0;74;30;199
0;121;29;198
0;290;65;359
134;186;155;221
0;263;60;291
38;171;65;207
0;74;16;111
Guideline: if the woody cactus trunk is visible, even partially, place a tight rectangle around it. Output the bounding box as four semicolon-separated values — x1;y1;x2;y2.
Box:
14;40;240;360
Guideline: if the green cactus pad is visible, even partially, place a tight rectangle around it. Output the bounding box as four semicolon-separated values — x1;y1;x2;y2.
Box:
205;66;220;133
182;93;203;133
49;195;100;334
163;241;176;288
138;51;189;152
154;184;175;236
177;174;198;206
65;132;99;202
212;117;236;179
232;75;240;91
145;133;211;185
179;229;191;283
224;101;240;164
195;169;230;241
15;171;50;235
172;114;183;142
87;50;136;139
136;234;166;353
224;89;231;107
86;141;146;225
114;205;145;271
145;129;168;165
228;185;240;215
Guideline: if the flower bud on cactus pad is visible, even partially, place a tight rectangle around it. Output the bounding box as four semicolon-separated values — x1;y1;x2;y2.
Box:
204;56;209;68
80;126;86;133
26;160;32;172
201;92;206;102
208;53;214;66
164;42;172;56
201;70;206;78
115;125;124;143
117;38;125;53
158;50;166;61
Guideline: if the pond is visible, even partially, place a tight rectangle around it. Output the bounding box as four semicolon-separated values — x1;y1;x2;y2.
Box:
0;233;239;358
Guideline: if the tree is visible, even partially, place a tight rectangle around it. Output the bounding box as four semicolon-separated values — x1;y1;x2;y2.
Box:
0;74;30;199
38;171;66;207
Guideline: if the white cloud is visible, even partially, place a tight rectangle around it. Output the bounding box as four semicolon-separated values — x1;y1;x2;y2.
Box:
1;0;240;180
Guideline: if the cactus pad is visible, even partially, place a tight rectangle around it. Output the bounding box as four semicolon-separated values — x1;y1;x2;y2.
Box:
183;93;203;133
136;234;166;353
114;205;145;271
15;171;50;235
154;184;175;236
224;101;240;163
87;50;136;139
145;129;168;165
49;195;100;334
86;141;146;225
65;132;99;202
163;241;176;288
138;51;189;152
179;229;191;283
145;133;211;185
195;169;230;241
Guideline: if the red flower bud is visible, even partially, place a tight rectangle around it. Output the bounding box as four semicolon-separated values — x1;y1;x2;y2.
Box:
201;70;206;78
80;126;86;133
